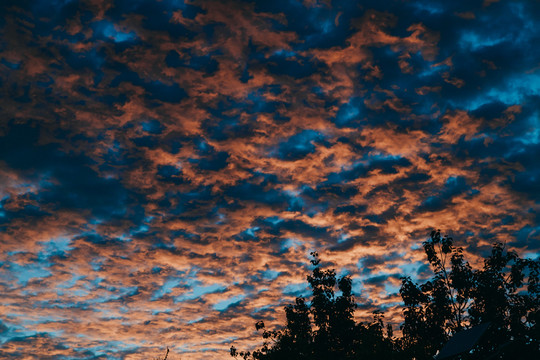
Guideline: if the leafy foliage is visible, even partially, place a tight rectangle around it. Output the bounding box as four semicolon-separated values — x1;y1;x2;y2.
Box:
400;230;540;359
230;252;396;360
231;232;540;360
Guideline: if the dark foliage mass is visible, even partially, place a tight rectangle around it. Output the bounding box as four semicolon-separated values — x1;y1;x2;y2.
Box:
231;231;540;359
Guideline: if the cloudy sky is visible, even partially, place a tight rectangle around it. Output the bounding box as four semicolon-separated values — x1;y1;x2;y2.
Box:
1;0;539;358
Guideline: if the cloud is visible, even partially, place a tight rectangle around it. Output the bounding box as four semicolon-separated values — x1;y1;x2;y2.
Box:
0;0;539;359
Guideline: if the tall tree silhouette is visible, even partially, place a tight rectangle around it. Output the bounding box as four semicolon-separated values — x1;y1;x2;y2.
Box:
230;252;395;360
399;230;540;359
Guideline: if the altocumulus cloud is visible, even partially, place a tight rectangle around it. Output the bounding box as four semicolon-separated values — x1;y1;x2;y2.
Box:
0;0;539;359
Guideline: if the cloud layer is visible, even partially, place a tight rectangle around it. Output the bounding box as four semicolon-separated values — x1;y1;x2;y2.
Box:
1;0;539;358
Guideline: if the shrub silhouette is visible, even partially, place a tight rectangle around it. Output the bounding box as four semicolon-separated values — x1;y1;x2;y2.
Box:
231;231;540;360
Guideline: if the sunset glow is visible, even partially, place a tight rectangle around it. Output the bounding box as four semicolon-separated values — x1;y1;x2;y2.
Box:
1;0;539;359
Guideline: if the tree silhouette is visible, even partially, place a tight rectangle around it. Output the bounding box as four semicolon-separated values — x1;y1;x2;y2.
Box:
399;230;472;359
230;252;396;360
399;230;540;359
231;231;539;360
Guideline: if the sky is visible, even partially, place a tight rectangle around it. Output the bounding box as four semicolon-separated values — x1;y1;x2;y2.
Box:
0;0;539;359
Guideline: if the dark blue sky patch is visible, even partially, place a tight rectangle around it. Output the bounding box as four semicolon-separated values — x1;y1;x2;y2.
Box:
452;136;508;161
92;20;138;43
251;217;284;237
223;182;289;209
62;47;105;72
0;320;8;334
160;131;189;154
141;119;164;134
165;50;184;68
165;49;219;73
0;120;62;172
265;52;320;79
38;161;130;218
275;130;326;161
203;117;254;141
357;252;402;276
0;200;49;225
1;58;21;70
0;121;137;220
131;135;160;149
73;233;125;247
396;172;432;186
28;0;79;25
368;156;412;175
370;180;410;199
234;226;261;242
417;176;472;212
156;165;184;185
315;183;359;200
282;282;310;298
144;81;188;103
97;93;128;107
470;100;508;121
511;225;540;250
106;0;198;39
109;66;187;103
333;204;368;215
333;97;364;128
277;219;330;240
364;214;385;225
506;168;540;198
190;150;229;171
363;273;401;287
324;164;367;185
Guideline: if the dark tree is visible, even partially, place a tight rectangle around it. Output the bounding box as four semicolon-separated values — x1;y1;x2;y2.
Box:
231;231;539;360
230;252;396;360
399;230;540;359
468;242;540;358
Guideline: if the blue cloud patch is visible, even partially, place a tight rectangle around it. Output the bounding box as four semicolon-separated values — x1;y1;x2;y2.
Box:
213;295;246;311
96;21;137;43
418;176;473;212
334;97;364;127
275;130;326;161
